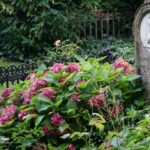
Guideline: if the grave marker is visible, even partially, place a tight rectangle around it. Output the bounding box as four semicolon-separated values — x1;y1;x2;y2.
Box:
134;0;150;101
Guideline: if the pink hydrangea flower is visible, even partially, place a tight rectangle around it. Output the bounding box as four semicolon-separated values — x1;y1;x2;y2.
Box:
0;115;11;125
42;126;55;136
54;40;61;47
23;89;36;105
26;73;36;81
18;109;36;120
18;110;29;120
67;144;76;150
22;78;47;104
50;63;65;73
2;105;17;117
41;88;56;99
88;94;105;107
32;78;48;90
1;88;14;98
67;63;80;73
74;80;86;91
51;113;65;127
113;58;136;74
71;93;81;103
109;103;123;117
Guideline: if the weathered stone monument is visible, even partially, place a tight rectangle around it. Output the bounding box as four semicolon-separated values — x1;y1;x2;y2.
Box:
134;0;150;101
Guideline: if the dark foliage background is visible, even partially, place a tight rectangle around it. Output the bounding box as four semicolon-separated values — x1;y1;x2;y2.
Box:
0;0;143;61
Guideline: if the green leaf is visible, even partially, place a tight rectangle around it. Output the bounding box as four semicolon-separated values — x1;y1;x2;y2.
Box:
23;114;38;121
55;97;63;108
59;123;69;132
38;96;54;104
36;103;51;112
70;132;89;141
127;75;141;81
89;113;106;131
35;115;44;127
60;133;70;139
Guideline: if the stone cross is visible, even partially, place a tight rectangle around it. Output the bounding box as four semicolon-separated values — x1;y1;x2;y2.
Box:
134;0;150;101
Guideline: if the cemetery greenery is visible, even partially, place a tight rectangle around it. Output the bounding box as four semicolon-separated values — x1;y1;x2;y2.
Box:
0;57;150;149
0;0;143;61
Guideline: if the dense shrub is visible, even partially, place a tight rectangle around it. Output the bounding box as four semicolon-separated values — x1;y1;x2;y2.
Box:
0;57;145;149
0;0;143;61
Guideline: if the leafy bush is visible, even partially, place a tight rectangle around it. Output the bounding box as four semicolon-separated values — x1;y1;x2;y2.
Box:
79;37;135;64
0;57;145;149
0;0;142;61
100;111;150;150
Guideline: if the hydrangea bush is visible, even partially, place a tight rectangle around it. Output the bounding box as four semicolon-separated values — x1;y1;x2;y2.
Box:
0;57;145;149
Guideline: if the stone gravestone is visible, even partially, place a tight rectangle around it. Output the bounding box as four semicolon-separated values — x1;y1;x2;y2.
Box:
134;0;150;101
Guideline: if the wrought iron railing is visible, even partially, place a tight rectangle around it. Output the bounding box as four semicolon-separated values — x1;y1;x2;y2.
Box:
0;44;115;88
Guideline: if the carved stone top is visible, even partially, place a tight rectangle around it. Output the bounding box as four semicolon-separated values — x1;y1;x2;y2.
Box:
145;0;150;3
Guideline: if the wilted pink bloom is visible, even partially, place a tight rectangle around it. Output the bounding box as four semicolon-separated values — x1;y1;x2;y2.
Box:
54;40;61;47
67;144;76;150
26;73;36;81
0;97;4;102
58;77;67;83
74;80;86;91
42;126;55;136
51;113;65;127
18;109;36;120
50;63;65;73
109;103;123;117
105;141;112;149
1;88;13;98
0;115;11;125
34;141;47;150
88;94;105;107
2;105;17;117
113;58;136;74
18;110;29;120
43;71;48;76
71;93;81;103
67;63;80;73
41;88;56;99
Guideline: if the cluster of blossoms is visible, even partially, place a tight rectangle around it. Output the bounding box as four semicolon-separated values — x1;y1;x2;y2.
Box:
0;115;11;125
23;78;47;104
18;109;36;120
88;94;105;108
2;105;17;117
41;88;56;99
50;63;65;73
113;58;136;74
71;93;81;103
50;113;65;126
109;103;123;117
0;105;17;125
54;40;61;48
42;113;65;136
67;144;76;150
1;88;14;98
66;63;80;73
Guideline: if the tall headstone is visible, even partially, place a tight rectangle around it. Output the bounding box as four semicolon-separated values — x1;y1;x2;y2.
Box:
133;0;150;101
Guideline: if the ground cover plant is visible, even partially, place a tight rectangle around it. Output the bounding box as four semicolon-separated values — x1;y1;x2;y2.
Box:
0;57;147;150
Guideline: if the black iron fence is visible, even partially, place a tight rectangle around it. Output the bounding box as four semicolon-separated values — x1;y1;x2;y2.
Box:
0;50;115;88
